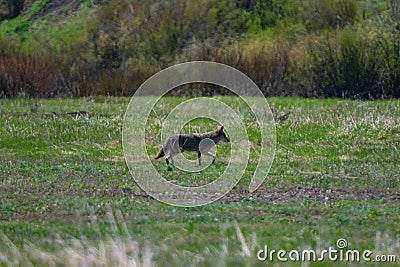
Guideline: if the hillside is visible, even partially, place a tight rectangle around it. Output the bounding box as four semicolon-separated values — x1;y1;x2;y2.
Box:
0;0;399;98
0;0;95;47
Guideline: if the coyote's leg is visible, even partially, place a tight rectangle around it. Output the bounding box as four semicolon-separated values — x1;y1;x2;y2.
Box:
197;151;202;166
166;154;174;165
166;151;177;165
205;152;216;165
167;156;175;165
164;148;173;165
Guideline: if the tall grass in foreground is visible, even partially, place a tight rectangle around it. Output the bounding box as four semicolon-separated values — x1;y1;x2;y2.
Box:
1;210;399;266
0;210;154;266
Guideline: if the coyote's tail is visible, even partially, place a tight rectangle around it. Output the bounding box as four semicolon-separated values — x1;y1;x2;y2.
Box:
154;147;165;159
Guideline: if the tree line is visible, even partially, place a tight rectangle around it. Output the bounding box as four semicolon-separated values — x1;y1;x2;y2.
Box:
0;0;399;99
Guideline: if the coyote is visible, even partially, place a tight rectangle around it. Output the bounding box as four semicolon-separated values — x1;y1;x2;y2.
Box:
154;125;230;166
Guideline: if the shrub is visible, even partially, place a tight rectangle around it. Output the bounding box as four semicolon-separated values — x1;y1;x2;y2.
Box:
0;49;65;98
214;39;291;96
290;24;393;99
304;0;358;30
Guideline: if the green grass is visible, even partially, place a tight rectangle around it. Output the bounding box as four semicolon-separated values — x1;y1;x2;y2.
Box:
0;96;399;266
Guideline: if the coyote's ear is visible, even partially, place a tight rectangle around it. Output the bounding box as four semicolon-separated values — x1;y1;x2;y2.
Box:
217;125;224;132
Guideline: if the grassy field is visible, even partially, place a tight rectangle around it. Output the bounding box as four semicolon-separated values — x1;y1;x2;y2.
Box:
0;96;399;266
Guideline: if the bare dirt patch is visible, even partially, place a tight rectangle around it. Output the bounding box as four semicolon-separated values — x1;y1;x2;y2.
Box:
2;179;399;222
125;185;400;203
221;185;400;203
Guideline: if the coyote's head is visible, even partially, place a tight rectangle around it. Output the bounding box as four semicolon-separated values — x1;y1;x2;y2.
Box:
216;125;230;143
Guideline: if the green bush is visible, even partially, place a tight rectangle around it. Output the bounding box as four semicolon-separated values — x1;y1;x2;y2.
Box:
290;20;400;99
303;0;358;30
